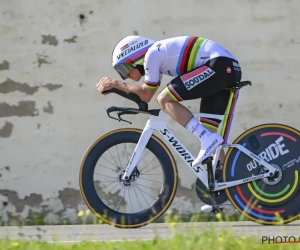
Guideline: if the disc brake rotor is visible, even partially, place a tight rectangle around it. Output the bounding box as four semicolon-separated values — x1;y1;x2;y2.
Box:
118;167;140;187
259;164;283;186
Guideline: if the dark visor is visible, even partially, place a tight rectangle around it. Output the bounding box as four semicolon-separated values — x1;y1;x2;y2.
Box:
114;64;134;80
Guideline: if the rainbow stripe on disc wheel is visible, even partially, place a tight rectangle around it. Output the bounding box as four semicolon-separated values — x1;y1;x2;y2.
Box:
223;124;300;225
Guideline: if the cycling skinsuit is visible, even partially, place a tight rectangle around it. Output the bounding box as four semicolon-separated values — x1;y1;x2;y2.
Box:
142;36;242;132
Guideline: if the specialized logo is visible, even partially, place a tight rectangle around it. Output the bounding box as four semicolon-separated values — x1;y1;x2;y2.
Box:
246;136;290;171
242;174;265;183
204;139;218;156
117;40;149;60
181;66;215;91
160;129;203;172
226;67;231;73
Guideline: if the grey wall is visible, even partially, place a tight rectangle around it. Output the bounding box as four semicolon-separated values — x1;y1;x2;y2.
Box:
0;0;299;224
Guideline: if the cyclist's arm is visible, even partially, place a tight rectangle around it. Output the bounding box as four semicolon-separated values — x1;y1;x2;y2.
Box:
113;81;157;103
113;47;163;103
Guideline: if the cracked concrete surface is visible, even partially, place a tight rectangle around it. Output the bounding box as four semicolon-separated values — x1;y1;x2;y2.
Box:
0;61;9;71
43;101;54;114
41;35;58;46
0;78;39;95
0;0;299;225
0;121;13;138
0;101;39;117
64;36;77;43
0;79;62;95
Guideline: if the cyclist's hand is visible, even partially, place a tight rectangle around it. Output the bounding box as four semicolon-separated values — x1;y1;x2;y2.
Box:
96;77;115;94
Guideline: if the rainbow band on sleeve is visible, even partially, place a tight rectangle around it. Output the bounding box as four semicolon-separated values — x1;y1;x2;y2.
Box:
176;36;206;75
143;80;161;90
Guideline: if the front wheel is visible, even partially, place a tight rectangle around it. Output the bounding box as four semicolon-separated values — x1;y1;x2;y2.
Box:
223;123;300;225
79;128;178;228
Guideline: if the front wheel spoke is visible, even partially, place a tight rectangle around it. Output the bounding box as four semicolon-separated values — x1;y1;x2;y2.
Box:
136;150;151;167
98;180;118;183
138;177;163;183
136;186;151;207
133;186;143;210
94;173;117;180
96;163;117;172
106;181;121;194
107;148;121;170
138;157;156;173
114;187;126;211
135;186;157;200
136;182;161;193
140;165;161;175
128;189;134;213
101;181;118;189
141;173;162;176
115;144;123;168
102;155;120;170
124;143;130;163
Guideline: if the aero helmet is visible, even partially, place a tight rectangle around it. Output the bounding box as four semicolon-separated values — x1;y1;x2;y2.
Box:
112;35;156;80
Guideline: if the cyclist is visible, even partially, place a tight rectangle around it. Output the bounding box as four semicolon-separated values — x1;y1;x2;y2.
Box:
96;35;242;170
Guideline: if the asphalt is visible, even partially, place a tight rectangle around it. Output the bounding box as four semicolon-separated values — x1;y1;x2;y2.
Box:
0;221;299;243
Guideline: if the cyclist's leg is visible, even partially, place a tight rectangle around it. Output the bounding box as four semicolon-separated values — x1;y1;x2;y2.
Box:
199;89;232;165
198;59;242;164
157;57;240;166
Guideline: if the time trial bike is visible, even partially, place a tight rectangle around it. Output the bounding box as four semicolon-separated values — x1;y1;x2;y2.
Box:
79;80;300;228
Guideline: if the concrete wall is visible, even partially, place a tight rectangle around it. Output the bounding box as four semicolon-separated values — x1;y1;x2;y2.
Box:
0;0;299;224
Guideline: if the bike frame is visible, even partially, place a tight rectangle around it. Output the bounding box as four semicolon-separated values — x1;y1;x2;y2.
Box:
122;110;277;191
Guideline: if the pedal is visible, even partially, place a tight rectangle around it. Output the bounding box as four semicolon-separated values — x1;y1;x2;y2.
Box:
211;206;224;214
201;204;226;214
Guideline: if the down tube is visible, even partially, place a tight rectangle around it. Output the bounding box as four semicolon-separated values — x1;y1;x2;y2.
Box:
159;126;208;188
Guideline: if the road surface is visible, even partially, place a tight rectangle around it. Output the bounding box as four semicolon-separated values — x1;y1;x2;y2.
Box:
0;221;299;243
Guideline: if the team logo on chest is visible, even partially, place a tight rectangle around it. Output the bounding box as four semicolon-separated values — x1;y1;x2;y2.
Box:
180;66;215;91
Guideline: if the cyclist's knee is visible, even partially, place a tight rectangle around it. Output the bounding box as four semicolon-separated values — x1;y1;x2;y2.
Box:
157;89;173;108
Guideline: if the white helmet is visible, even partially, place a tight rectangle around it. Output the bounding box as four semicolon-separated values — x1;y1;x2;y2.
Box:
112;35;156;80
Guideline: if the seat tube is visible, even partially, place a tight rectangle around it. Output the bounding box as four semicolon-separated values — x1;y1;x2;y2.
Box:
220;89;240;144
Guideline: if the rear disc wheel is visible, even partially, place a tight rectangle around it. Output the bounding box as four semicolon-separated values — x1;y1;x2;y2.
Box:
223;123;300;225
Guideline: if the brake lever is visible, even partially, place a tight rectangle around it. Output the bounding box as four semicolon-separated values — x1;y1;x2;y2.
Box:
106;107;133;124
106;109;121;122
117;112;132;124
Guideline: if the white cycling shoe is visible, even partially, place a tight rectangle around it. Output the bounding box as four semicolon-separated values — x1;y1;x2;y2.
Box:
192;133;224;167
201;204;225;212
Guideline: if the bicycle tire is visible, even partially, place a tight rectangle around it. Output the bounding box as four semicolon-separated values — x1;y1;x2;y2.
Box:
79;128;178;228
223;123;300;225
